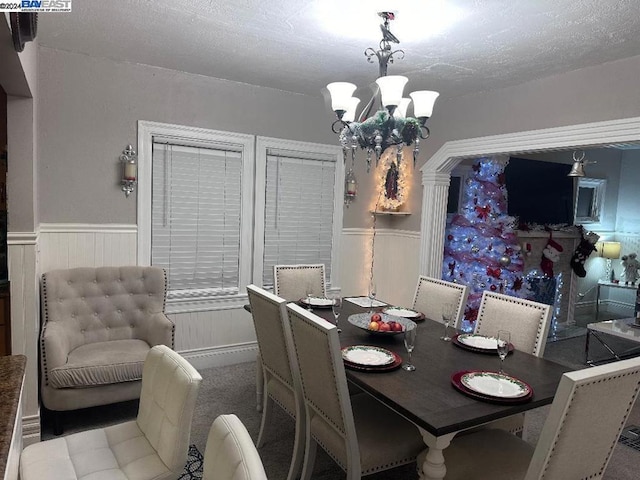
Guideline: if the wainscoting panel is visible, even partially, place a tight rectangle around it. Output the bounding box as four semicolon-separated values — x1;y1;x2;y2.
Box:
38;224;138;273
341;229;421;309
8;233;40;442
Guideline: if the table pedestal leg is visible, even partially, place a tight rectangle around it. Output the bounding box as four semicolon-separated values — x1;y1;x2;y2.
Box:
417;429;456;480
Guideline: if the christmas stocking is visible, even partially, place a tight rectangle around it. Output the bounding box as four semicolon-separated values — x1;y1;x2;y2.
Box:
570;228;599;278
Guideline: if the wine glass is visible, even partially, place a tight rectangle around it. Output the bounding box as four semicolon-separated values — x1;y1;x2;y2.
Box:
497;330;511;375
441;303;455;341
368;281;377;312
331;295;342;333
403;327;417;371
305;284;314;311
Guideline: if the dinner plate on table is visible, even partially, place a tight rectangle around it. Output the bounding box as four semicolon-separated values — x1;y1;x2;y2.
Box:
299;296;334;309
341;346;402;372
452;333;515;354
382;307;425;321
450;370;533;404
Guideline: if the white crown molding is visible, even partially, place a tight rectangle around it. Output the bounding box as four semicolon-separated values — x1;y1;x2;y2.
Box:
7;231;38;245
39;223;138;233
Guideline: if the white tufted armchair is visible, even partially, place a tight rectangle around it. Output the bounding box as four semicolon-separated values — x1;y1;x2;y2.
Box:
39;266;175;433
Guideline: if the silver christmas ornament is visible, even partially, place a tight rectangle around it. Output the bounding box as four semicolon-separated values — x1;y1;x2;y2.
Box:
499;255;511;267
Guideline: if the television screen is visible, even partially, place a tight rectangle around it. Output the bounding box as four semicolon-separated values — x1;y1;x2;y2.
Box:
505;157;574;225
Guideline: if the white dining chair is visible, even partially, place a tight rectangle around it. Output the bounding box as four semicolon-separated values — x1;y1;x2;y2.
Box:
474;290;552;357
412;275;469;328
20;345;202;480
473;291;553;436
247;284;305;480
442;356;640;480
202;414;268;480
274;263;326;301
285;303;424;480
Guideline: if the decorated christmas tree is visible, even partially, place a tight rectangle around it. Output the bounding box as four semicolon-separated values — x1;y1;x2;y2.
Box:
442;156;527;330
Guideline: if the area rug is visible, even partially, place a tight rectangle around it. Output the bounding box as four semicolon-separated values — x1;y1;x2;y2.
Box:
178;445;204;480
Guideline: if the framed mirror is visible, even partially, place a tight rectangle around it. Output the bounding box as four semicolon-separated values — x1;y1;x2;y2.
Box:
574;177;606;224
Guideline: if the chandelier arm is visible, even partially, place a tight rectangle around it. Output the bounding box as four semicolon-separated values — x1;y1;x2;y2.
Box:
357;85;379;123
332;119;347;134
419;124;431;140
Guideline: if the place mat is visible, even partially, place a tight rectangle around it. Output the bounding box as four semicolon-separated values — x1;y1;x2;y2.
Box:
382;307;426;321
452;333;515;355
451;370;534;404
299;296;334;308
341;345;396;366
345;297;388;308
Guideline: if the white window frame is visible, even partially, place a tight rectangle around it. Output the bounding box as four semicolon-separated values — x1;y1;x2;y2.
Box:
253;136;344;293
138;121;255;312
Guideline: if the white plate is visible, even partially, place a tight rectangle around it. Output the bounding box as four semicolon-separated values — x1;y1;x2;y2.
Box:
341;346;395;366
457;334;498;350
301;297;334;307
461;372;530;399
383;307;421;318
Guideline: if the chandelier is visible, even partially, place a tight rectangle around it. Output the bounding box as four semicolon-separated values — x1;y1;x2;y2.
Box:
327;12;440;173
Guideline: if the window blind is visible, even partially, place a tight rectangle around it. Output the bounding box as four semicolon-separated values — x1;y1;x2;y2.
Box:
152;142;243;294
262;152;336;287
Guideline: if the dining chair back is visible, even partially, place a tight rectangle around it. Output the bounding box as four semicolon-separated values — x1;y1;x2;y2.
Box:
274;263;326;301
202;414;268;480
285;303;424;480
474;291;552;357
246;284;305;480
412;275;469;328
443;356;640;480
20;345;202;480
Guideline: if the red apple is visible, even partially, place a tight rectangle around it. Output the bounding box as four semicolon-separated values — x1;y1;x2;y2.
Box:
371;313;382;322
392;322;403;332
379;322;391;332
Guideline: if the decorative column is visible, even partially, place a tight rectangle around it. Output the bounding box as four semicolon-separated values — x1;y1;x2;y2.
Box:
419;171;451;278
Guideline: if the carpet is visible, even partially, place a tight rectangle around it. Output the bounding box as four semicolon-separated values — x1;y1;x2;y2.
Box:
178;445;203;480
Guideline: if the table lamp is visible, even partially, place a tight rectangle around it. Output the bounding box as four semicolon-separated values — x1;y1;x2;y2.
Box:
595;241;622;281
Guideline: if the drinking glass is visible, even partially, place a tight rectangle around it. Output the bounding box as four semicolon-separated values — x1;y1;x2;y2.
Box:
403;327;417;371
331;295;342;333
368;281;377;312
497;330;511;374
441;303;455;341
305;285;314;311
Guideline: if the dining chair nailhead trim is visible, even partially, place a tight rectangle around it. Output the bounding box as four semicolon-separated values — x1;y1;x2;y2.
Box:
539;368;640;479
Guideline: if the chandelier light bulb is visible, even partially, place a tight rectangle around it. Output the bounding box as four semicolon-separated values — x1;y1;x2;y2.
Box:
393;98;411;119
409;90;440;119
375;75;408;110
342;97;361;123
327;82;357;114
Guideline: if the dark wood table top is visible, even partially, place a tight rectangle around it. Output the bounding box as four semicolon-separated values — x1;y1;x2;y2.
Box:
317;298;572;437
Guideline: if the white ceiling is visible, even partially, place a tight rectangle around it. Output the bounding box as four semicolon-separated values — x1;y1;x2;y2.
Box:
37;0;640;100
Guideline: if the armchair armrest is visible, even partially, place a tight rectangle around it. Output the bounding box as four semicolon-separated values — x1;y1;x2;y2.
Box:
41;322;73;374
137;312;175;348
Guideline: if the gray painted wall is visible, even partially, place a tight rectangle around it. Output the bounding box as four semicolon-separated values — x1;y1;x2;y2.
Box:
617;151;640;233
37;47;336;224
345;53;640;230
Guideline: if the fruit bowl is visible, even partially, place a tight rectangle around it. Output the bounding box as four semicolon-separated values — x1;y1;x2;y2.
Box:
347;313;417;336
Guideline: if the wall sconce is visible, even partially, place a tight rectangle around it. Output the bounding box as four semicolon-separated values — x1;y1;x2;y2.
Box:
595;241;621;281
344;168;357;207
120;144;137;197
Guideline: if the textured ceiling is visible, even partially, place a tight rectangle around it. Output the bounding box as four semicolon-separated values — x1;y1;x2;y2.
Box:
37;0;640;100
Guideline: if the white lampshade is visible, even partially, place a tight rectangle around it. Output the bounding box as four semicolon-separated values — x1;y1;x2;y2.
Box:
327;82;357;112
342;97;361;123
410;90;440;118
375;75;408;109
393;98;411;119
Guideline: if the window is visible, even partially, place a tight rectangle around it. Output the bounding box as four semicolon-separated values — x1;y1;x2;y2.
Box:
138;122;343;312
253;137;343;289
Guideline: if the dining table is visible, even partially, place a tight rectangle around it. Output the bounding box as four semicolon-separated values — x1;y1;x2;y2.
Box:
309;297;572;480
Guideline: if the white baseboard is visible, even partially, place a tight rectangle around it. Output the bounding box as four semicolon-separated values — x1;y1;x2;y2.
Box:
22;413;41;446
179;342;259;371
